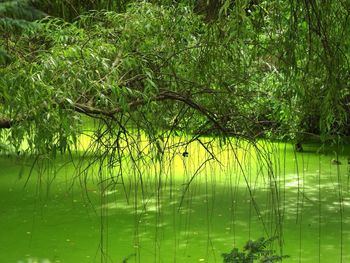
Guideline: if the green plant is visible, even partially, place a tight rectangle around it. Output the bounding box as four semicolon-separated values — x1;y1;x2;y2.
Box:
0;0;45;65
222;237;288;263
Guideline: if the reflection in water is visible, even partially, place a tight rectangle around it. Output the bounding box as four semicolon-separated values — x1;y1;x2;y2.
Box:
0;139;349;262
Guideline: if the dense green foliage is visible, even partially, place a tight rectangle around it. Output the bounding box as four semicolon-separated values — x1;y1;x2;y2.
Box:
0;0;44;64
1;0;350;153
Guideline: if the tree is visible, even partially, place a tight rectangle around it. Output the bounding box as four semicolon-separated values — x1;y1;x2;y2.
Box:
0;2;263;154
1;0;350;153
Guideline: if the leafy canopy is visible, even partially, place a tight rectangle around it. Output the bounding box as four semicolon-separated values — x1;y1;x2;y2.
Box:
1;1;350;155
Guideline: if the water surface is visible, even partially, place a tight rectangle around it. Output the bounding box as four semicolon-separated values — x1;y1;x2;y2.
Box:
1;140;349;262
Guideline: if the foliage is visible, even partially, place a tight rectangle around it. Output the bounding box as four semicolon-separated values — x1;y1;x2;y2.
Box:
222;237;288;263
1;0;350;154
0;2;259;154
33;0;132;21
0;0;45;65
257;0;350;140
0;0;44;24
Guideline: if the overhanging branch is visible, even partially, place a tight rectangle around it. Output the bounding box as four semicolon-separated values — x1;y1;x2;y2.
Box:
0;90;223;131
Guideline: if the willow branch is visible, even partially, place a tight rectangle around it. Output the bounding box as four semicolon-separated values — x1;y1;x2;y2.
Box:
0;90;223;131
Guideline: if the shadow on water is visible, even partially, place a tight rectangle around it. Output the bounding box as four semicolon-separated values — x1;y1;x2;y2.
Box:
0;139;350;263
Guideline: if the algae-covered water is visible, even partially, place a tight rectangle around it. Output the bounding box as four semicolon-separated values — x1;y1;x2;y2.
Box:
0;140;350;263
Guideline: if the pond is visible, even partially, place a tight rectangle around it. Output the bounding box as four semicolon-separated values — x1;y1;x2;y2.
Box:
0;139;349;263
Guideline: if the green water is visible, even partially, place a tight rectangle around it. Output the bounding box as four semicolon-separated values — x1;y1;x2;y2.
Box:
1;141;350;263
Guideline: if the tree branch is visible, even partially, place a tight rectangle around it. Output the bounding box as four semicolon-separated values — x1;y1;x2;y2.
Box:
0;90;223;131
